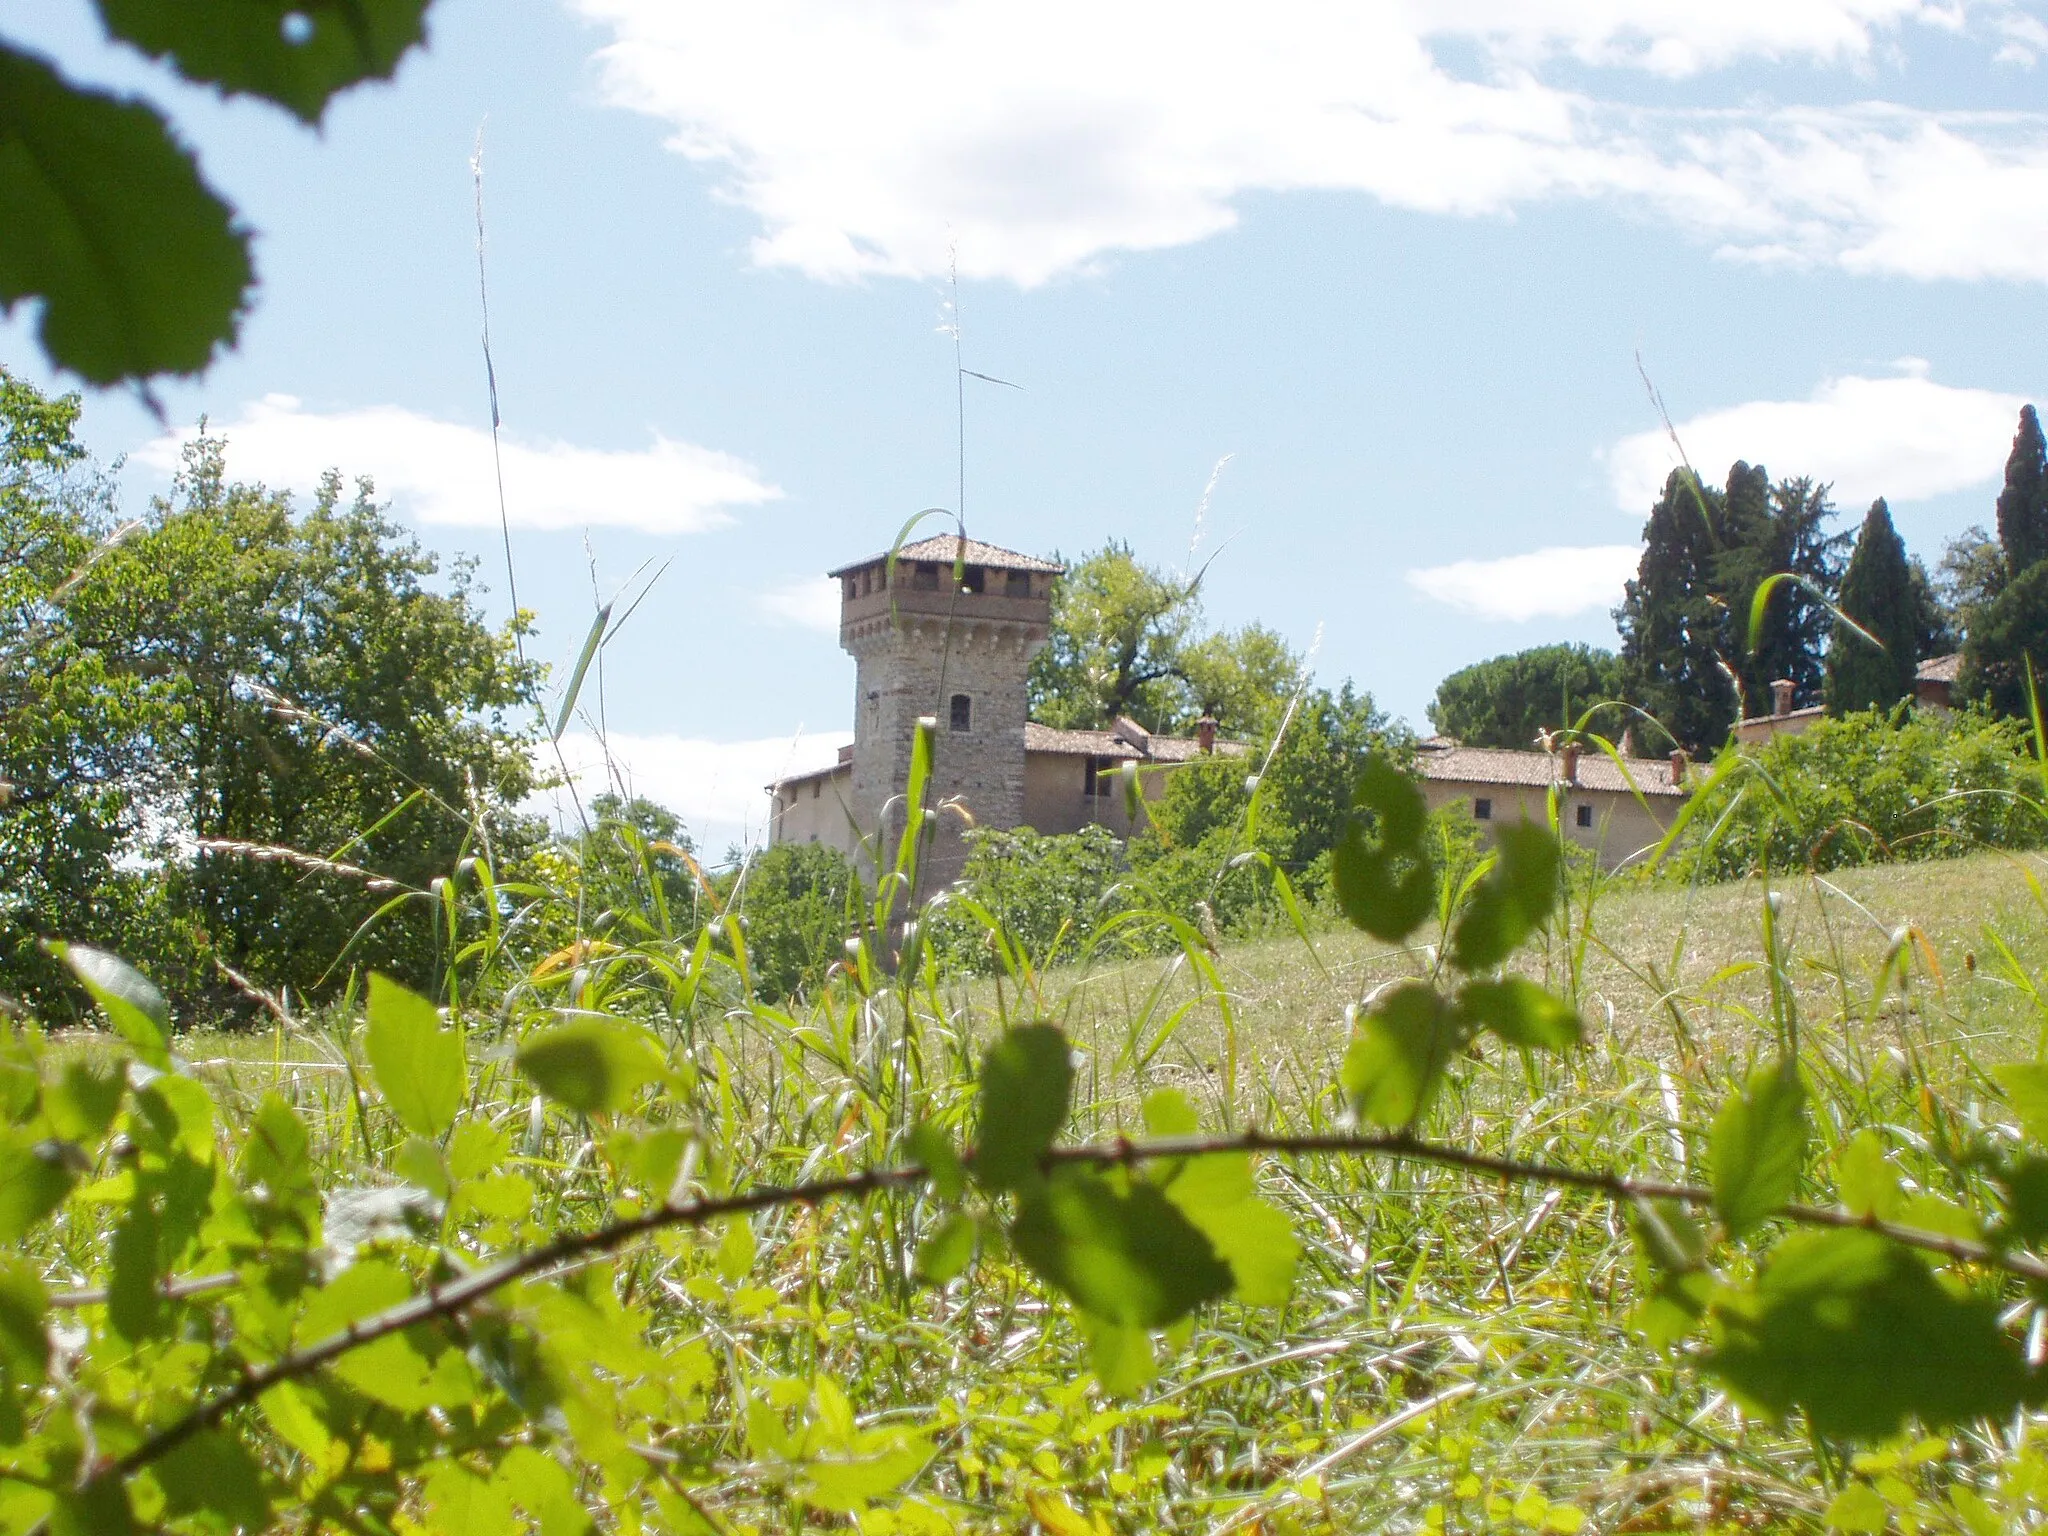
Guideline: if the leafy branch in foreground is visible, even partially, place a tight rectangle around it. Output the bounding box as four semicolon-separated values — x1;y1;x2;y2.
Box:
1;0;435;384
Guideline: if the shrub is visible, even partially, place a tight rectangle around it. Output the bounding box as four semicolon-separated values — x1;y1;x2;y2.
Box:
927;824;1140;973
1669;706;2043;880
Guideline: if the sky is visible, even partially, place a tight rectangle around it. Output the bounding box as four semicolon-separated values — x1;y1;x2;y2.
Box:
7;0;2048;853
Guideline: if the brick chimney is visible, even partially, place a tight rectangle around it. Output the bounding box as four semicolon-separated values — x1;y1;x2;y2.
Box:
1561;742;1580;784
1196;714;1217;754
1670;749;1687;786
1770;678;1795;717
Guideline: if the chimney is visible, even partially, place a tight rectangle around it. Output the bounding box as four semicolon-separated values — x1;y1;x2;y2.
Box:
1770;678;1795;717
1561;742;1581;784
1670;748;1687;786
1196;715;1217;754
1618;726;1635;759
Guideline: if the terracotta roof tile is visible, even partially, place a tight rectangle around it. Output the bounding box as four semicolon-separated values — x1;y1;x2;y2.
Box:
1023;721;1245;762
1917;652;1961;684
829;535;1064;578
1415;743;1686;796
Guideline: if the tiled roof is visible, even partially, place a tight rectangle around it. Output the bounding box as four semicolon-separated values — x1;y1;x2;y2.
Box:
1917;652;1962;684
829;535;1065;578
1023;721;1245;762
768;760;850;790
1415;743;1687;797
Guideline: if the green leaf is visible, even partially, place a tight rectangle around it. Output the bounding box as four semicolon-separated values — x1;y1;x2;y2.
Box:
1330;757;1436;942
1141;1087;1200;1138
2000;1156;2048;1246
1995;1061;2048;1144
1459;977;1582;1051
1158;1154;1298;1307
1711;1058;1807;1240
553;602;613;741
1010;1167;1233;1331
43;1055;125;1142
515;1017;664;1116
108;1193;164;1342
1705;1229;2035;1439
48;941;169;1067
907;1120;966;1201
0;48;250;384
916;1212;977;1284
153;1429;270;1533
717;1215;756;1283
364;972;465;1138
1836;1130;1901;1222
94;0;433;124
0;1259;49;1377
1824;1482;1888;1535
238;1091;313;1193
1340;982;1468;1130
974;1024;1073;1193
1448;821;1560;971
1080;1315;1157;1397
423;1460;515;1535
49;1477;134;1536
492;1446;592;1536
0;1129;82;1243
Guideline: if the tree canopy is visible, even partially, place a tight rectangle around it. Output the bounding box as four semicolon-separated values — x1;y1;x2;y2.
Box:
1995;404;2048;578
1029;542;1300;738
1962;405;2048;717
1616;462;1848;754
0;370;536;1017
1427;644;1624;749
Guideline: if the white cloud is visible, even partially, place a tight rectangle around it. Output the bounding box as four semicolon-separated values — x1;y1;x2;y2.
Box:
137;395;780;535
537;728;853;852
574;0;2048;286
1605;368;2034;513
755;576;841;632
1407;544;1641;620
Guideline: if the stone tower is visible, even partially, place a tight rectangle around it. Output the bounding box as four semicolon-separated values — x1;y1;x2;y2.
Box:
829;534;1063;889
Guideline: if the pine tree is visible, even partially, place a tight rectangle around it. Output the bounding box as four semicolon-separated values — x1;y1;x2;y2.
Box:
1996;404;2048;577
1824;499;1917;716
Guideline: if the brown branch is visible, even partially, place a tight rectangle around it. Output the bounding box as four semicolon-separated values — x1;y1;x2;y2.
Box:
96;1130;2048;1487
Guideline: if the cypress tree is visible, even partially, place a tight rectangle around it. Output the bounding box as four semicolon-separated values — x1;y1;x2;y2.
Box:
1824;499;1917;715
1616;468;1734;753
1996;404;2048;577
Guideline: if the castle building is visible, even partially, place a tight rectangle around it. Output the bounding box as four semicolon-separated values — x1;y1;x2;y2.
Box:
766;533;1233;886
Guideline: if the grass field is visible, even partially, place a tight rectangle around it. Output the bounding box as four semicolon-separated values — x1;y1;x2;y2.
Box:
88;850;2048;1533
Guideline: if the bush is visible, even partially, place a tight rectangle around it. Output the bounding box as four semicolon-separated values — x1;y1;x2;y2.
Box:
729;842;862;1001
1669;706;2043;880
927;824;1140;973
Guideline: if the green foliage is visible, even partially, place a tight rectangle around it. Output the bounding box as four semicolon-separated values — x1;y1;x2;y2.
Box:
1961;561;2048;718
1;396;537;1018
1710;1059;1808;1240
727;840;860;1001
1617;464;1849;752
1330;757;1436;941
0;0;435;382
1825;500;1920;716
1028;542;1300;737
1670;707;2041;879
1996;404;2048;579
365;972;465;1138
1428;644;1624;750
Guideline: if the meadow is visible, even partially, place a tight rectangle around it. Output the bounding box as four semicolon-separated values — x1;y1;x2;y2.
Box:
22;828;2048;1536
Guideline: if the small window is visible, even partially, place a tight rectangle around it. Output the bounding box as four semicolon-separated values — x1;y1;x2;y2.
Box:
1575;803;1593;828
1473;797;1492;821
960;564;986;593
812;779;821;800
912;562;940;591
1085;754;1114;796
1006;570;1032;598
949;693;972;732
842;575;856;601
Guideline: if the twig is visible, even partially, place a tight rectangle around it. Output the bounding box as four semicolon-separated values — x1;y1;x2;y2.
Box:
92;1130;2048;1487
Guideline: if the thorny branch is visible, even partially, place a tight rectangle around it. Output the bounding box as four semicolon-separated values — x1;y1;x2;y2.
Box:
93;1128;2048;1488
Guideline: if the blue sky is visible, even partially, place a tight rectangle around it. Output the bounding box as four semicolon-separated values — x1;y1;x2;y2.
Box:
7;0;2047;850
